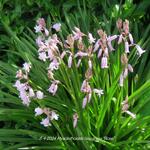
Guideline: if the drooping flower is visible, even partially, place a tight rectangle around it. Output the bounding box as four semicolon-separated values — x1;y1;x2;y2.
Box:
72;27;85;41
14;80;28;91
48;59;59;71
125;41;129;53
68;54;73;68
82;96;88;109
29;88;35;98
87;92;92;103
48;80;59;95
77;59;82;67
37;18;46;28
52;23;61;32
93;88;104;97
51;111;59;120
36;91;44;99
81;80;92;93
16;70;23;79
88;59;92;69
129;33;134;45
88;32;96;44
19;91;30;106
119;73;124;87
125;110;136;119
74;51;88;58
39;52;47;61
60;51;66;59
40;117;51;127
97;48;102;58
23;63;31;73
36;36;44;46
93;40;100;52
107;35;117;51
35;107;43;116
107;35;118;41
101;56;108;69
107;41;115;51
135;45;145;57
128;64;133;72
44;28;49;36
73;113;78;128
34;25;42;33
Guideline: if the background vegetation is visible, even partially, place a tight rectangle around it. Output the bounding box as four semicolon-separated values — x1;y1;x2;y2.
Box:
0;0;150;149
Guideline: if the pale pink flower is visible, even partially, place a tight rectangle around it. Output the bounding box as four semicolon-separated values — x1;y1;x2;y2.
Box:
23;63;31;73
14;80;28;91
60;51;66;59
94;40;100;52
16;70;23;78
107;41;115;51
125;110;136;119
19;91;30;106
101;56;108;69
107;35;118;41
40;117;51;127
68;54;73;68
125;41;129;53
98;49;102;58
77;59;82;67
135;45;145;57
44;28;49;36
72;27;85;40
48;59;59;71
87;93;92;103
82;96;88;109
37;18;45;28
51;111;59;120
128;64;133;72
107;35;117;51
129;33;134;44
81;80;92;93
35;107;43;116
88;59;92;69
36;36;43;46
47;49;54;60
93;88;104;97
88;32;96;44
39;52;47;61
36;91;44;99
74;51;88;58
48;80;59;95
52;23;61;32
34;25;42;33
73;113;78;128
119;73;124;87
104;48;109;57
29;88;35;98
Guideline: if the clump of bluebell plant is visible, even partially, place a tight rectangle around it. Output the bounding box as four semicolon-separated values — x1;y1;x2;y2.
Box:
14;18;145;128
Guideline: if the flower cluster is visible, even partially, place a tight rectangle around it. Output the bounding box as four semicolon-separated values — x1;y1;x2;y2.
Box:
14;18;144;128
14;63;44;106
35;107;59;127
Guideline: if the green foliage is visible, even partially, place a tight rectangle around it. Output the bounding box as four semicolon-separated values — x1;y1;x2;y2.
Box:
0;0;150;149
